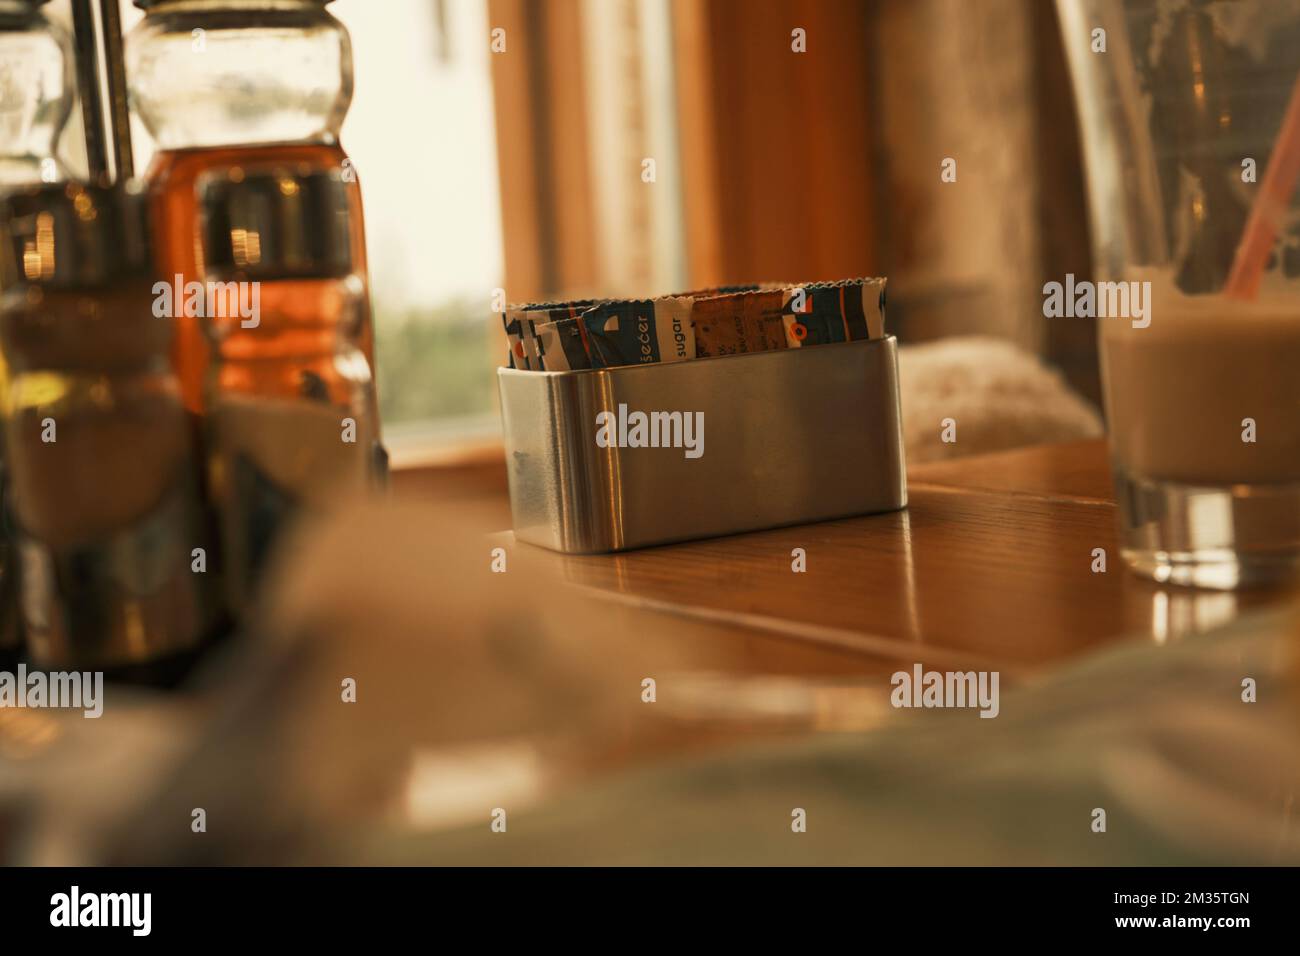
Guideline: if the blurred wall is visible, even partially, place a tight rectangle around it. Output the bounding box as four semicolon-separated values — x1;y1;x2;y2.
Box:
868;0;1099;403
673;0;877;287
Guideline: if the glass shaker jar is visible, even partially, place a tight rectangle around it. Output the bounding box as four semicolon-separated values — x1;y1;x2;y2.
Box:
0;0;71;187
0;182;218;669
126;0;375;414
197;164;381;614
0;0;73;658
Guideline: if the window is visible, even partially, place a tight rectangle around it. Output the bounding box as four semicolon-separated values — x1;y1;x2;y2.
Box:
333;0;504;449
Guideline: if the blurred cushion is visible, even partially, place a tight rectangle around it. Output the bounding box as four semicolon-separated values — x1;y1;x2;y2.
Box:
898;336;1103;463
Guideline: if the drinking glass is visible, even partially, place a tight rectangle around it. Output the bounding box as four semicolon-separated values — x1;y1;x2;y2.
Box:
1060;0;1300;588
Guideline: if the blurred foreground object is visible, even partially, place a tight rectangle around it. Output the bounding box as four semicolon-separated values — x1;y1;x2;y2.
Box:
355;603;1300;865
110;495;700;861
105;492;1297;865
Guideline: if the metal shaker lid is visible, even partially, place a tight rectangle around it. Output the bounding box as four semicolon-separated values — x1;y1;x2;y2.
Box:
0;180;151;292
197;164;354;282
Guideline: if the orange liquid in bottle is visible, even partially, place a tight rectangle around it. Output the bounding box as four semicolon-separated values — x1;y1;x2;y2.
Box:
212;276;371;406
145;142;376;414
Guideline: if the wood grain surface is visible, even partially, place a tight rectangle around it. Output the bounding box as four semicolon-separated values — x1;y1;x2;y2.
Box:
498;439;1294;679
395;438;1295;699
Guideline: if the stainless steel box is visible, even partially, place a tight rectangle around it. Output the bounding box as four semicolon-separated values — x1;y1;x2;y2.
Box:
498;336;907;553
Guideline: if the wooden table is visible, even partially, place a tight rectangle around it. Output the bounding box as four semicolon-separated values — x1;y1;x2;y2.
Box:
496;438;1290;686
293;434;1286;846
52;438;1294;864
387;438;1299;780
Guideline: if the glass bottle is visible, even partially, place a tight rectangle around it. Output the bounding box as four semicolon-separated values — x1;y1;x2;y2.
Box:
0;0;72;187
0;182;218;669
0;0;73;660
126;0;374;414
197;164;381;614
